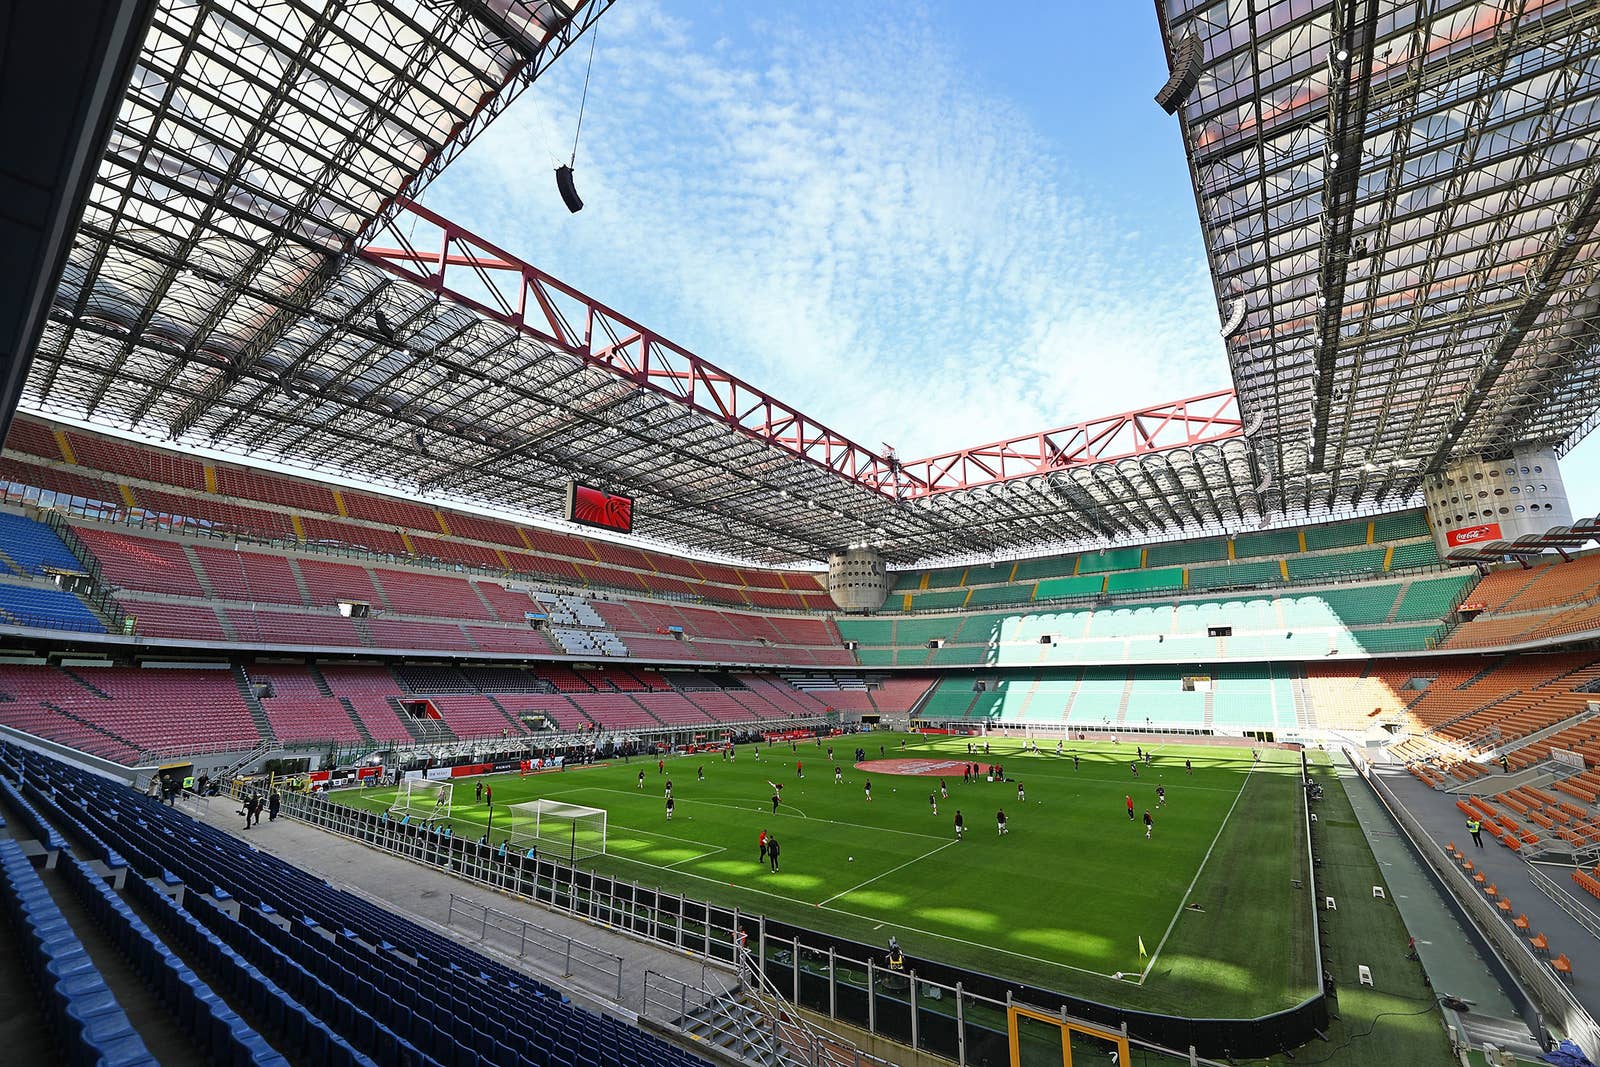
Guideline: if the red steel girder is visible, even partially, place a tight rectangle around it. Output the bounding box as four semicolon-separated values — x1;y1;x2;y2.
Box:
891;390;1242;496
362;198;922;495
360;200;1240;498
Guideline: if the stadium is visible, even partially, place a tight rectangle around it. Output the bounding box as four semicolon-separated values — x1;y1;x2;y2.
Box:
3;1;1600;1066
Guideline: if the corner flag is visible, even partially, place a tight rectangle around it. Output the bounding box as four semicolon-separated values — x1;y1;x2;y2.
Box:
1138;936;1148;958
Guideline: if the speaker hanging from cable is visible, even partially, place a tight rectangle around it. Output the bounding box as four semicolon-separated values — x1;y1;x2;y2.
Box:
556;23;600;213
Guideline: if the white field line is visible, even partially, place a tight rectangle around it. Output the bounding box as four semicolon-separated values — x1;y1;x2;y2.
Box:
543;785;950;842
1137;759;1257;984
819;840;959;906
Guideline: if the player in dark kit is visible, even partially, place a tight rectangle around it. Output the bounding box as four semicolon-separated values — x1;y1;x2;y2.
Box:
996;809;1009;836
767;835;781;872
954;811;965;840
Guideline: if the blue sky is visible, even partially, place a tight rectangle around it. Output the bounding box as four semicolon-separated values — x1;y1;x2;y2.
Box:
423;0;1600;520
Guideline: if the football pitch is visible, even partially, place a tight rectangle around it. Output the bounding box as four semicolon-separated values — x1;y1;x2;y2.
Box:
336;732;1316;1016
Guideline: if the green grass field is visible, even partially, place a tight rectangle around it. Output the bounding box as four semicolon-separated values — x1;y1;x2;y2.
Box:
336;731;1316;1016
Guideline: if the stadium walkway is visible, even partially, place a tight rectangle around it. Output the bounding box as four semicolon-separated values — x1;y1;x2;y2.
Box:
1336;761;1535;1051
180;795;732;1018
1376;764;1600;1022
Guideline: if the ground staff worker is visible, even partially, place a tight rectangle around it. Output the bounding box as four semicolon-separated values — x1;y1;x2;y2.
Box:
1467;816;1484;848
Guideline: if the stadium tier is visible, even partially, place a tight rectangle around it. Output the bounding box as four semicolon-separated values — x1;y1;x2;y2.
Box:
0;660;837;763
837;573;1477;665
886;510;1441;609
0;417;828;611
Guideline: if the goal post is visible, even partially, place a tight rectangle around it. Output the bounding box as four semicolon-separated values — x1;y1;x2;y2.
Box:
391;777;453;824
501;799;608;864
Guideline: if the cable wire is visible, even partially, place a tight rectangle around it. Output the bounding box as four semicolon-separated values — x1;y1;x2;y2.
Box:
570;25;599;168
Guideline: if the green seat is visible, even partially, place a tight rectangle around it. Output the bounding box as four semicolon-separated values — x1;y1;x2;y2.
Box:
1388;540;1442;571
1105;567;1183;594
1287;547;1387;581
1304;519;1370;551
964;583;1037;607
889;571;924;592
1393;573;1474;622
1233;528;1300;558
924;566;967;589
1035;574;1105;600
1187;560;1279;590
1146;538;1228;567
906;589;969;611
1373;509;1431;542
1013;556;1080;581
896;616;963;645
1077;547;1144;574
1349;625;1440;653
961;563;1014;586
835;617;895;644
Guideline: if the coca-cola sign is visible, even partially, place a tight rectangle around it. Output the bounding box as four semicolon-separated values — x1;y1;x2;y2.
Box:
1446;522;1502;547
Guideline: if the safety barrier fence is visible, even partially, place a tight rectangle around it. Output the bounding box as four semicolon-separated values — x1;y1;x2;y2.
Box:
444;893;626;1002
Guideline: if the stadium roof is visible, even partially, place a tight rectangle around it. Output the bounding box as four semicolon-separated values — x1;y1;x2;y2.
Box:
1155;0;1600;516
15;1;1600;567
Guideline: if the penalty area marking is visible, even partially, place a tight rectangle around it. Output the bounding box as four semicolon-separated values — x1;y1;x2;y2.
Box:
1136;758;1257;984
538;786;950;842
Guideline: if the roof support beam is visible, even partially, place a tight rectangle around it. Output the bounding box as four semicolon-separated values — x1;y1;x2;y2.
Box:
1308;0;1380;473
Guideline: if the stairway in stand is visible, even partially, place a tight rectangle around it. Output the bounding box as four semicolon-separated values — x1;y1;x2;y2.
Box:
231;665;277;746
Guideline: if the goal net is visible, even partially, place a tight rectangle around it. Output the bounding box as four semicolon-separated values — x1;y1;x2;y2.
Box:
501;799;607;864
391;778;453;824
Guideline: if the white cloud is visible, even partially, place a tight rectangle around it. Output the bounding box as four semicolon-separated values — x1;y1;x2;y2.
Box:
425;0;1228;462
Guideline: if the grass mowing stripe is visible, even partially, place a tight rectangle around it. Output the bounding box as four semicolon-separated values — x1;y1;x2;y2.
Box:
1138;758;1255;984
539;785;951;841
819;840;959;907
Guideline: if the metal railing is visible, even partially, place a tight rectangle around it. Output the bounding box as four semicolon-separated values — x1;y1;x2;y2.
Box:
445;894;625;1002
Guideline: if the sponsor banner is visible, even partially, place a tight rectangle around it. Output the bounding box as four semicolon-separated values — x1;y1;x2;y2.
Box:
356;766;382;781
308;770;332;783
450;762;493;779
1446;522;1502;547
423;766;453;781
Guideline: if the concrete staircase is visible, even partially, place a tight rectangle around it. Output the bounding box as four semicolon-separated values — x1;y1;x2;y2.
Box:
231;665;277;746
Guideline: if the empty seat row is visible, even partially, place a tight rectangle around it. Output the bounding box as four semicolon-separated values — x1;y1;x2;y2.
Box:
0;837;157;1066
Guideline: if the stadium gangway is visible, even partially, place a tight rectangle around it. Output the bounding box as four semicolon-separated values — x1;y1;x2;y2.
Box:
444;893;625;1003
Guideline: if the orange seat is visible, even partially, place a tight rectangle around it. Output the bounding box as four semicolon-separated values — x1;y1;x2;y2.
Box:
1498;898;1513;913
1553;953;1574;977
1531;933;1550;955
1447;841;1458;852
1485;883;1498;897
1474;872;1487;885
1514;913;1531;932
1463;861;1475;872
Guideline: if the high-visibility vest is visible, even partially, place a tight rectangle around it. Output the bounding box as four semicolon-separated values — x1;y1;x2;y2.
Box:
1467;818;1481;833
